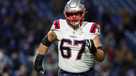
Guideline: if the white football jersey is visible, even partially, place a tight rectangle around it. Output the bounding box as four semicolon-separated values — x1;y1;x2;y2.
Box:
50;19;100;73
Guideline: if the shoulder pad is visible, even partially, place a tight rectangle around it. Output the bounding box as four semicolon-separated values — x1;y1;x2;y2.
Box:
89;22;100;34
53;19;60;29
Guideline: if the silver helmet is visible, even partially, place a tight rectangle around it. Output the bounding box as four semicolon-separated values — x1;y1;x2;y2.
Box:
64;0;86;27
64;0;86;13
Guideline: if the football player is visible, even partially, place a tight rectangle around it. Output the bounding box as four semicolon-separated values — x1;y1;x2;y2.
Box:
33;0;105;76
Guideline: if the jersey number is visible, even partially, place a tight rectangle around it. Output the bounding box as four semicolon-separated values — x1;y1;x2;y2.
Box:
60;39;86;60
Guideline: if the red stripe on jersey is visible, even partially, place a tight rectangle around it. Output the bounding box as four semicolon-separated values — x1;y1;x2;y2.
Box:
89;23;96;33
54;20;60;29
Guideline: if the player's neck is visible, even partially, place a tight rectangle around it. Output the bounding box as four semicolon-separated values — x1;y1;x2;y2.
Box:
67;22;80;30
72;25;80;30
70;25;80;30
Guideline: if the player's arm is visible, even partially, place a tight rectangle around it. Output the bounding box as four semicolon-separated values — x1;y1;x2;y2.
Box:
93;35;105;62
33;31;57;73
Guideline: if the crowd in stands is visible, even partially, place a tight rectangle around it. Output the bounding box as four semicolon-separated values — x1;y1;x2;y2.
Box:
0;0;135;76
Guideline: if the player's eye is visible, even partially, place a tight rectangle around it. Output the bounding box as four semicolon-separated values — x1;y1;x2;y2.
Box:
76;11;83;15
66;11;83;17
66;12;72;17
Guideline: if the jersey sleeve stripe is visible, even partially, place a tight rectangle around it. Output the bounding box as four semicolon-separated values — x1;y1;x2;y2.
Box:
89;23;96;33
54;19;60;29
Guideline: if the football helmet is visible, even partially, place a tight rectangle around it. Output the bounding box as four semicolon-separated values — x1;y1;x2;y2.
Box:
64;0;86;28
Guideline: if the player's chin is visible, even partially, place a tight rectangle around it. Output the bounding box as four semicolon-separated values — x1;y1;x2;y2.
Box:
71;21;80;26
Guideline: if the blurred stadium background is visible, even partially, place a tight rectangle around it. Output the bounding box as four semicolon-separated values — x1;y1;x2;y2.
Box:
0;0;136;76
